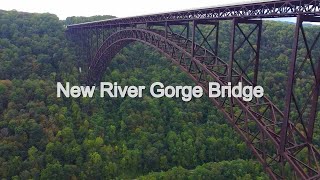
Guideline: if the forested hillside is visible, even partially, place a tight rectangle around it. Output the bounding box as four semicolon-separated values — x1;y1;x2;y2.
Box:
0;10;319;179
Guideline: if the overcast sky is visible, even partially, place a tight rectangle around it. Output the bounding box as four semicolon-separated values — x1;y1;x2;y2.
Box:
1;0;251;19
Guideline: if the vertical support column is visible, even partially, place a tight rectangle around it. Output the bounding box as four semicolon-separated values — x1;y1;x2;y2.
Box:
165;21;168;39
87;29;92;61
307;59;320;178
185;22;190;48
228;19;236;83
228;19;262;85
102;28;105;42
78;28;83;63
261;131;267;171
109;25;113;36
228;18;237;120
79;28;83;52
308;61;320;143
186;23;190;40
253;21;262;86
96;27;99;52
83;29;89;63
305;16;320;176
214;22;219;57
90;29;94;60
280;15;302;155
191;20;196;57
304;16;320;145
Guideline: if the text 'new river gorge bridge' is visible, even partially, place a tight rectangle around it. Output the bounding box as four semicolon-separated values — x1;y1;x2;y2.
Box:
67;0;320;179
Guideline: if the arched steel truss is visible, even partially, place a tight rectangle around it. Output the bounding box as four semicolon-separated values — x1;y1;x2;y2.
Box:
66;1;320;179
70;27;320;179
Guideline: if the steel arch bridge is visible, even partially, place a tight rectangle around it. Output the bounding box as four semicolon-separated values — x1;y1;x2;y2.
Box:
67;0;320;179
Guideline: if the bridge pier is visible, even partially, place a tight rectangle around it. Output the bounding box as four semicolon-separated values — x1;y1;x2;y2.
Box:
228;18;262;87
280;14;320;179
190;20;219;58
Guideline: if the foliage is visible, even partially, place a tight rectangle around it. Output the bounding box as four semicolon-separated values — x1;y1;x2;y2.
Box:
0;9;319;179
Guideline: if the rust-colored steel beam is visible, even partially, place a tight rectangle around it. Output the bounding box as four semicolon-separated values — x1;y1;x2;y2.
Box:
280;14;320;178
66;1;320;179
280;14;302;169
67;26;320;179
229;19;262;86
67;0;320;30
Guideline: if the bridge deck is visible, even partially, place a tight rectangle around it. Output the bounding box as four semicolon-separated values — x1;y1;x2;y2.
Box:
67;0;320;29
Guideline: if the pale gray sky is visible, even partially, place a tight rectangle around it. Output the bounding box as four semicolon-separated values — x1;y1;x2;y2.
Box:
1;0;253;19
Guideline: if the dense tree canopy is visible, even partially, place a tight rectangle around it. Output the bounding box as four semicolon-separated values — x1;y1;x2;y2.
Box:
0;10;319;179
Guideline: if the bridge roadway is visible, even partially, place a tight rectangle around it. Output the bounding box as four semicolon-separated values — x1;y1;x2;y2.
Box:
67;0;320;29
67;0;320;179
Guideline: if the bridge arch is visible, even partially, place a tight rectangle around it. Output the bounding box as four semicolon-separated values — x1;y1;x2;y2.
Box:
84;28;319;179
67;1;320;178
89;29;212;82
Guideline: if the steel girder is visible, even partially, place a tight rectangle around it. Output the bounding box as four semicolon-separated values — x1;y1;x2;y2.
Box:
66;22;320;178
66;2;320;177
280;15;320;179
67;0;320;30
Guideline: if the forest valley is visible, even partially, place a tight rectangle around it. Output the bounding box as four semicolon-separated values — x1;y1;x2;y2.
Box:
0;10;319;179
